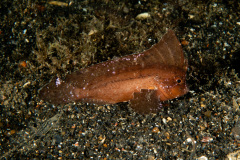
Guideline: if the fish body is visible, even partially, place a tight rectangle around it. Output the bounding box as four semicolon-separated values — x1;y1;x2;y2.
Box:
39;30;188;114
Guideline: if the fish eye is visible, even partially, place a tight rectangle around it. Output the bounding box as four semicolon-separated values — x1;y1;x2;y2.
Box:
176;79;182;84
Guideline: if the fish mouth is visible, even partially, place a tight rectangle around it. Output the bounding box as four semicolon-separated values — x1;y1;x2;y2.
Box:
171;84;189;99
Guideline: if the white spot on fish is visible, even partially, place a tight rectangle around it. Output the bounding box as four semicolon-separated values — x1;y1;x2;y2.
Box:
55;77;61;86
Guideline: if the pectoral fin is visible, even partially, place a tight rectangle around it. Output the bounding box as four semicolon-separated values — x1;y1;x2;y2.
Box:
129;89;163;114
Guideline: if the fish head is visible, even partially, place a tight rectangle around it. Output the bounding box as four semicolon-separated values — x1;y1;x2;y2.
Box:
157;69;189;101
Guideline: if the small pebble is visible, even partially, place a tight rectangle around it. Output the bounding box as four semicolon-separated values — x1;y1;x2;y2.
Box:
136;12;151;20
152;127;160;133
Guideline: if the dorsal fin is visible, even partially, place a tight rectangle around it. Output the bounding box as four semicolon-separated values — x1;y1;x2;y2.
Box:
134;29;187;71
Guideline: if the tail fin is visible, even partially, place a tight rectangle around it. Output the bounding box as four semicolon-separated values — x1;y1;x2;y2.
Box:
39;77;77;104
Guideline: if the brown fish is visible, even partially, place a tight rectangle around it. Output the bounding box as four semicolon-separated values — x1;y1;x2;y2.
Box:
39;29;188;114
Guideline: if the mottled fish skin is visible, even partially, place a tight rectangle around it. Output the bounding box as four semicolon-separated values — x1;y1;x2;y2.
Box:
39;29;188;114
